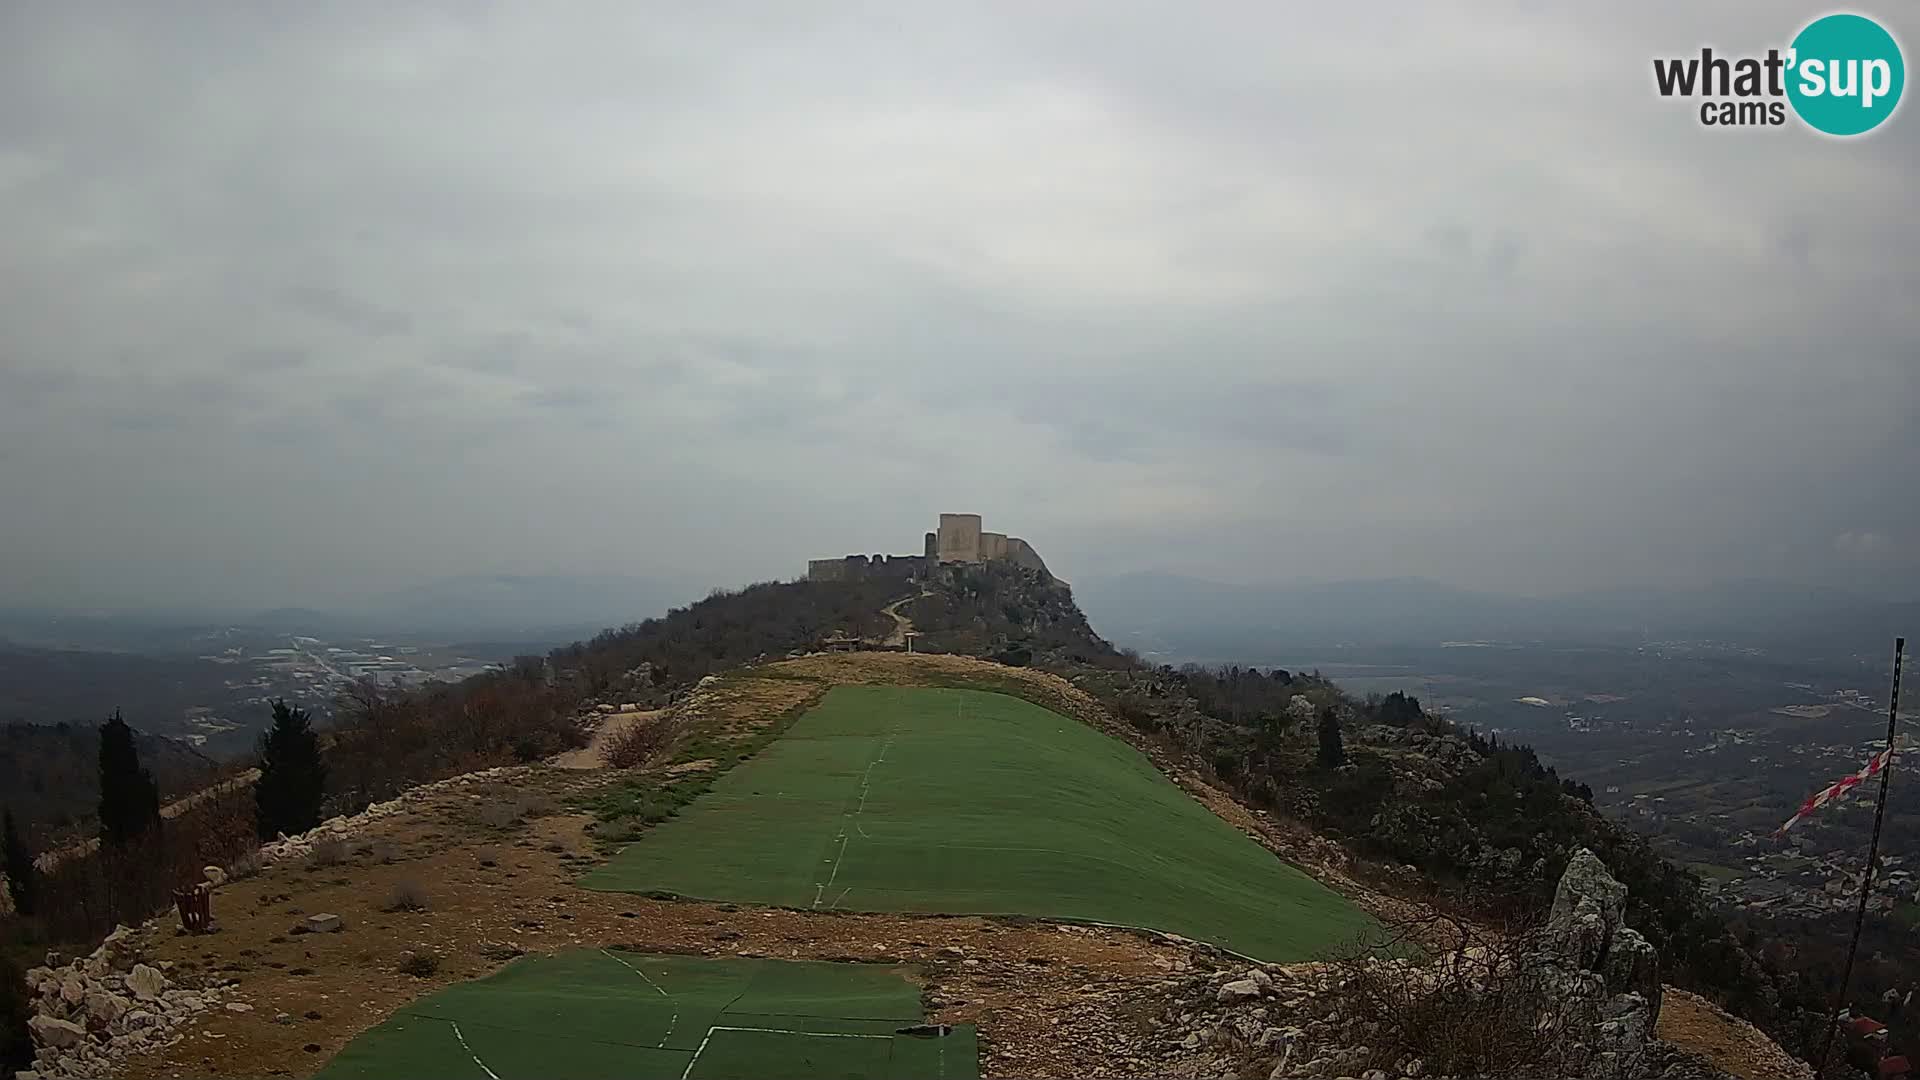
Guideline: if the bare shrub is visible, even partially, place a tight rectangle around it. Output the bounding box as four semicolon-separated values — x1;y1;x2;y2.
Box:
473;803;521;830
305;837;348;870
397;950;439;977
1321;908;1586;1078
224;850;263;882
32;787;260;944
383;879;428;912
604;716;683;769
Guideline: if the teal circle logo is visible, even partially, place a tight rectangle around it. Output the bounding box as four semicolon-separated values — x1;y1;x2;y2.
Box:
1787;13;1905;136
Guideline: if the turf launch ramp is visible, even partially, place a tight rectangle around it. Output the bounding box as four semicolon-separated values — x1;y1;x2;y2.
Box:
313;950;976;1080
583;685;1373;961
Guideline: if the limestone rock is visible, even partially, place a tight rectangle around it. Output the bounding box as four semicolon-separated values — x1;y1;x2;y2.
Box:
1216;979;1264;1004
27;1015;86;1050
83;990;128;1025
125;964;167;1001
1605;927;1662;1022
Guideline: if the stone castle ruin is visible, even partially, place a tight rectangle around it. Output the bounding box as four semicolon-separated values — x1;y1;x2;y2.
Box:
807;513;1050;582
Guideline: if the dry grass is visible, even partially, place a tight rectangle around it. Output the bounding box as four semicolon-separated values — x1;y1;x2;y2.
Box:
1321;909;1587;1078
305;837;348;870
382;879;429;913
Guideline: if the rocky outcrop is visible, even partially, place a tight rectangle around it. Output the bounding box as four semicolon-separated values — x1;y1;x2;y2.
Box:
1147;849;1739;1080
1538;847;1667;1079
20;924;234;1079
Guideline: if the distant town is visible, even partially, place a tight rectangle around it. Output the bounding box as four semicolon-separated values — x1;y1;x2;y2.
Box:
177;633;508;747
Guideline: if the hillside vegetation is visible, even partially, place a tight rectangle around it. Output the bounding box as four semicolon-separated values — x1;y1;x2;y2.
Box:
1;722;217;842
902;562;1833;1064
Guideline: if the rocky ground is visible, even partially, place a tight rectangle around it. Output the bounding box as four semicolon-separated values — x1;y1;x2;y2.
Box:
17;652;1812;1080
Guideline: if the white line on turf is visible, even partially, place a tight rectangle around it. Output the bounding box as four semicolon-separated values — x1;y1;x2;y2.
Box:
601;948;678;1047
447;1020;502;1080
679;1024;894;1080
813;731;895;908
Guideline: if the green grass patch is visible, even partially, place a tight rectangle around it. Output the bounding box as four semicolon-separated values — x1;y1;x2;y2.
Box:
582;685;1375;962
576;677;827;847
313;950;972;1080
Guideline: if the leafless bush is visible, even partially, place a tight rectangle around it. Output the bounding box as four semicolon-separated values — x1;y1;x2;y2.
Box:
305;837;348;870
1321;908;1586;1078
224;850;263;882
604;715;683;769
398;950;439;977
383;879;428;912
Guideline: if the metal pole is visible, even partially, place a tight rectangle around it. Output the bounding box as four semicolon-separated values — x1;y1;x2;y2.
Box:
1819;637;1905;1073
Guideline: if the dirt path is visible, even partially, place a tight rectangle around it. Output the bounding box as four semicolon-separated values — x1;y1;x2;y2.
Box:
878;592;920;647
1658;987;1813;1080
551;708;664;769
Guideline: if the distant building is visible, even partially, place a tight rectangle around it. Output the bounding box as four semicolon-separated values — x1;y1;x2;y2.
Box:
806;513;1051;582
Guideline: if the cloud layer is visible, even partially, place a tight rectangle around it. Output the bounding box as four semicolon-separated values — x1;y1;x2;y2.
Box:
3;2;1916;610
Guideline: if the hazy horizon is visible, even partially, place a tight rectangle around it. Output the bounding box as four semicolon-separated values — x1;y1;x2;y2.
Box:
5;3;1916;613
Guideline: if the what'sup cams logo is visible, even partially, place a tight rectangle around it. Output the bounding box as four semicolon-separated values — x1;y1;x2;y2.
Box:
1654;12;1905;135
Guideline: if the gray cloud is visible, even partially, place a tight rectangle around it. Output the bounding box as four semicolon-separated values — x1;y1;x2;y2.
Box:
1;1;1916;611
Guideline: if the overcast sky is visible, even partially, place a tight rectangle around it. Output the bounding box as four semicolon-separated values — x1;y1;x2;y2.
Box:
2;2;1916;612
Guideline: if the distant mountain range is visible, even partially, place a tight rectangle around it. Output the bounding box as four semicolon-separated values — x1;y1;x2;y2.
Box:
0;574;702;652
325;573;699;637
1071;573;1917;663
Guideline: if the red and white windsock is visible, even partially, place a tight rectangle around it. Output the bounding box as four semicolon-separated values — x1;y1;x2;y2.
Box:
1777;748;1895;834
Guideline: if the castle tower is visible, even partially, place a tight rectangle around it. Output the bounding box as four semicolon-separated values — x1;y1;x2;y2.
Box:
936;513;983;562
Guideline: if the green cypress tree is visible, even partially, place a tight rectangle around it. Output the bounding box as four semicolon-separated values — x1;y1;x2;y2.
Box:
1;808;33;917
1316;706;1347;769
255;700;327;840
97;710;161;846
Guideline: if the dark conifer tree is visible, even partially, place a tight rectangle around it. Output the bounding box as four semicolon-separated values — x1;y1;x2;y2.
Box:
97;710;161;846
1;808;33;917
1316;706;1347;769
255;700;327;840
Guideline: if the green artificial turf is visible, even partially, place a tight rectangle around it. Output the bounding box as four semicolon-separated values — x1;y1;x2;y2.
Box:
312;951;975;1080
582;685;1374;961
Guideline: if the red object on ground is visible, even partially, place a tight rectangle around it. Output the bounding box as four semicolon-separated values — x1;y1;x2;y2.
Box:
1850;1016;1891;1038
1877;1056;1910;1079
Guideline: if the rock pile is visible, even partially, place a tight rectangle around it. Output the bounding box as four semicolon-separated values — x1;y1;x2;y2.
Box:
258;764;528;863
18;924;234;1080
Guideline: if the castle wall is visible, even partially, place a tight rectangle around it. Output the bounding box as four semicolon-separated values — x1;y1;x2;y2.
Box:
807;554;927;582
1003;537;1050;577
979;532;1009;560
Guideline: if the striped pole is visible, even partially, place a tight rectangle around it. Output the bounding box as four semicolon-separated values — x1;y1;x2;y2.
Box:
1819;637;1905;1073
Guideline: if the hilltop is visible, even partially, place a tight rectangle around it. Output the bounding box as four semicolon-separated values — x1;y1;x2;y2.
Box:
5;556;1820;1080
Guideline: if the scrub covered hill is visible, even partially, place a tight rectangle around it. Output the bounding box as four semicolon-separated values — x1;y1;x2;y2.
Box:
584;685;1373;962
